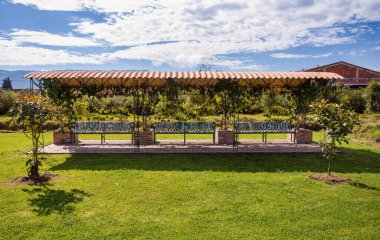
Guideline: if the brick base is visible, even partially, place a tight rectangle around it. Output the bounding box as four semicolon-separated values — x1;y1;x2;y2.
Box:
288;128;313;144
53;130;76;145
216;130;234;145
134;130;154;145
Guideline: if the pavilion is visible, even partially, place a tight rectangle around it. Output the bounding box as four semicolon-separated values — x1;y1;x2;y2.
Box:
25;70;342;153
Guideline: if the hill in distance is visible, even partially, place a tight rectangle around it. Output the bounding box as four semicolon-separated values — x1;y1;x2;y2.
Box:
0;70;31;89
0;69;148;89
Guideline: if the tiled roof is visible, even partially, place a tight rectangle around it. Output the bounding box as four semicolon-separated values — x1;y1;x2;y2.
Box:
25;71;342;88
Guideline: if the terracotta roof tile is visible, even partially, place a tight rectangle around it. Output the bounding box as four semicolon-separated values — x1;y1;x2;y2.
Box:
25;70;343;88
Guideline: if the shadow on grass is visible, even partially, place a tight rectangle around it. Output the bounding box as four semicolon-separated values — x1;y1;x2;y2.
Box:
50;147;380;174
348;182;380;191
22;187;90;215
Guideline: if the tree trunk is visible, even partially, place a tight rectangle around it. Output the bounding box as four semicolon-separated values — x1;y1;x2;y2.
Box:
222;92;226;130
30;132;40;177
327;160;332;176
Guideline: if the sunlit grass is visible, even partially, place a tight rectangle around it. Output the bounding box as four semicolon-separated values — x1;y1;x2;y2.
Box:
0;132;379;239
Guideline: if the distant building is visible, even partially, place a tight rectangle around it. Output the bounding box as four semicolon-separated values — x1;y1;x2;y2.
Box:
304;61;380;87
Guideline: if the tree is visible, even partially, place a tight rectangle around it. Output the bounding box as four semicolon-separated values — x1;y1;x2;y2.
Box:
287;79;335;128
261;91;289;117
213;79;246;130
198;64;213;72
340;88;366;113
363;81;380;113
2;77;13;90
10;95;60;178
310;100;360;175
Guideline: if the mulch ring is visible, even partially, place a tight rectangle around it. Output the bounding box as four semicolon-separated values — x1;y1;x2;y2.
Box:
309;173;350;184
12;172;57;186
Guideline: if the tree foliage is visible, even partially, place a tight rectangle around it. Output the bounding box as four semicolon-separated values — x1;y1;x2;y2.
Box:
363;81;380;113
286;79;335;128
2;77;13;90
311;100;360;175
340;88;366;114
0;88;15;114
10;95;62;177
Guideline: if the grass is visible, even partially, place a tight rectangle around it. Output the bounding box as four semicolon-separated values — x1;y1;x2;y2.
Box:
353;114;380;146
0;132;379;239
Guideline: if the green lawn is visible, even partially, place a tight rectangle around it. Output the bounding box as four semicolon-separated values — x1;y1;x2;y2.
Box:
0;132;379;239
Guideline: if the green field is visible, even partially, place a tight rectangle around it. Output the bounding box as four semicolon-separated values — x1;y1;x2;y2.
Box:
0;132;379;239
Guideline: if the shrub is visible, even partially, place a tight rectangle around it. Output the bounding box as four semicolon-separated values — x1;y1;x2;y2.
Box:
43;120;61;131
0;89;15;114
341;88;366;113
364;81;380;113
0;119;8;130
261;92;289;116
73;100;89;119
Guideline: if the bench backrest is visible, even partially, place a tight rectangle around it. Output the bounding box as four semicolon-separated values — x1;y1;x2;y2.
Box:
235;121;293;133
75;122;134;133
154;122;215;133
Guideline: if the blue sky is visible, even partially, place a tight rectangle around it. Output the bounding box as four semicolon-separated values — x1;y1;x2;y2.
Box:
1;0;380;72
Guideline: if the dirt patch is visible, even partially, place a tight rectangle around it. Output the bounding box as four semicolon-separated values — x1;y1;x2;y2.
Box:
17;210;33;217
12;172;57;186
309;173;350;184
81;211;95;218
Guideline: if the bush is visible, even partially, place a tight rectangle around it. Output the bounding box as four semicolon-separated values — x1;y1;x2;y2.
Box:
364;81;380;113
0;119;9;130
43;120;61;131
260;92;289;116
341;88;366;113
0;89;15;114
73;100;89;119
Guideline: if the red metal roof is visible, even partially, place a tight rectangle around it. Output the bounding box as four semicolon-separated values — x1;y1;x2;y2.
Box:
25;71;342;88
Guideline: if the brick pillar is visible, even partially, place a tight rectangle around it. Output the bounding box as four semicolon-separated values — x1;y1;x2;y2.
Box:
288;128;313;144
53;130;75;145
216;130;234;145
134;130;154;145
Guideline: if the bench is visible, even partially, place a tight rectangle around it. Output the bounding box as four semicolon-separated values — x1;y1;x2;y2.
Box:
154;121;216;144
74;121;135;144
234;121;295;143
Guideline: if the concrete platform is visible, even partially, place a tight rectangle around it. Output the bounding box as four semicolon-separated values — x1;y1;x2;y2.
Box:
41;140;321;154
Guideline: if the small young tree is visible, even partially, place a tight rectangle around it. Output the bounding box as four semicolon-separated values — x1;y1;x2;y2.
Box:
311;100;360;175
10;95;59;178
2;77;13;90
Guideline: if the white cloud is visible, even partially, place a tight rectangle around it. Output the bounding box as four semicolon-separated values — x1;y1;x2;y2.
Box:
9;29;101;47
207;58;266;71
271;53;332;59
99;41;269;69
70;0;379;68
9;0;167;12
0;38;102;66
348;49;368;56
6;0;380;68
